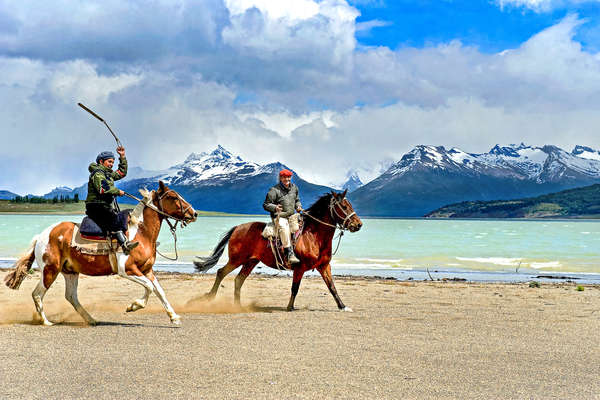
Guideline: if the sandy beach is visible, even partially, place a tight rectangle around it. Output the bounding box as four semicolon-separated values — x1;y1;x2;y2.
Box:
1;269;599;399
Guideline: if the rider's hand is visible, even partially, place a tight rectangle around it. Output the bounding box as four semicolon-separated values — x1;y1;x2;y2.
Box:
275;205;283;213
119;190;125;196
296;206;303;212
116;146;125;157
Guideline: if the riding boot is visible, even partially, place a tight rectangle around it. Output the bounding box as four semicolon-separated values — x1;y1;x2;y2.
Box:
113;231;139;255
286;247;300;264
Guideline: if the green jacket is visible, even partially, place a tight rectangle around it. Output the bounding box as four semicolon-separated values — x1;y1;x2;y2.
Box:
263;182;302;218
85;156;128;206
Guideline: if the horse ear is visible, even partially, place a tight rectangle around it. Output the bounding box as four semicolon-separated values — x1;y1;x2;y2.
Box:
342;189;348;198
158;180;166;193
330;190;337;199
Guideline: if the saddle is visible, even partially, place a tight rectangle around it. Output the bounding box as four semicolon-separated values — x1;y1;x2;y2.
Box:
71;209;135;257
79;210;131;240
262;213;302;270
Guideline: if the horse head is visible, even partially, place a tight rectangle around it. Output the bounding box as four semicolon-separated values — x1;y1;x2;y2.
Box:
330;189;362;232
154;181;198;224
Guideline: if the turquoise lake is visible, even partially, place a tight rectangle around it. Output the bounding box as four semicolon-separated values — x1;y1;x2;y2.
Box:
1;215;599;282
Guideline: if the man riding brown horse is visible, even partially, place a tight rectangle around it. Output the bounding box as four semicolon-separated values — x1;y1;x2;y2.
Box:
263;169;302;264
85;146;138;254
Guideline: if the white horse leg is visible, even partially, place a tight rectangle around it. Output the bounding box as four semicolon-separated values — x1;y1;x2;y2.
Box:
32;280;52;326
118;270;179;324
126;286;151;313
63;273;97;326
148;276;181;325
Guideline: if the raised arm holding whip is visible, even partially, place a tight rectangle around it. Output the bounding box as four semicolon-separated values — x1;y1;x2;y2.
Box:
78;103;138;254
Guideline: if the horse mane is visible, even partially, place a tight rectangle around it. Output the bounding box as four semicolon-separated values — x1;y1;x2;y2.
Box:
305;192;333;218
129;188;154;227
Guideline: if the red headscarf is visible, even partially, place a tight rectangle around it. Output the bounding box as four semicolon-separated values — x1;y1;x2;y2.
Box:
279;169;293;177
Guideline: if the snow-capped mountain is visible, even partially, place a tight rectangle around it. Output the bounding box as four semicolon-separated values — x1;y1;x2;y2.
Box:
341;170;364;192
141;145;267;187
53;145;334;214
351;143;600;217
572;145;600;161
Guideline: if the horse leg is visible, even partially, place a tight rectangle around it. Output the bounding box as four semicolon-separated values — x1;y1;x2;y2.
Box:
126;286;151;313
119;265;175;324
286;268;306;311
63;273;97;325
203;261;239;301
145;271;181;325
31;262;60;326
318;263;352;312
234;261;259;307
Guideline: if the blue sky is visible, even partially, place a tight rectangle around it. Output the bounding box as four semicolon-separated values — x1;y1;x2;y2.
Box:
1;0;600;193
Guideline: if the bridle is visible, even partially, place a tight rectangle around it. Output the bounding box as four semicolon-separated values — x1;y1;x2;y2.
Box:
303;195;356;231
155;189;195;227
124;190;194;226
300;195;357;255
123;189;196;260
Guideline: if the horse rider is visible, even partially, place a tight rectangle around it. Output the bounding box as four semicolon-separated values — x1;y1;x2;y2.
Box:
263;169;302;264
85;146;139;254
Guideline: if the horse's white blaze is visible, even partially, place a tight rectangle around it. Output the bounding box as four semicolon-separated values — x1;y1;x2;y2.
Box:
34;223;60;270
58;235;64;242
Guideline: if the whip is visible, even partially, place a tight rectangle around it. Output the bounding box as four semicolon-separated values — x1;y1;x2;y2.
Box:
77;103;123;148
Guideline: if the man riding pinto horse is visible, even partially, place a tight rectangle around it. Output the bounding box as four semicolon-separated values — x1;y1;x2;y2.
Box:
263;169;302;264
85;146;138;254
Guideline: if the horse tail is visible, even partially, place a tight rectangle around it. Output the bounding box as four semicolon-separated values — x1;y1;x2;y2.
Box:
4;236;37;290
194;226;236;272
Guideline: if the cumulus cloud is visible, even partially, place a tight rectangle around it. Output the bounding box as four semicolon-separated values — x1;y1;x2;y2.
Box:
1;2;600;193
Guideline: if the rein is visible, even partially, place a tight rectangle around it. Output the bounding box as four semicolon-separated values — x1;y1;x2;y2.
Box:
123;190;192;261
301;196;355;255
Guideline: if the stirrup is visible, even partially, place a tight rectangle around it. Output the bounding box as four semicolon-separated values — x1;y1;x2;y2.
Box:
122;240;139;255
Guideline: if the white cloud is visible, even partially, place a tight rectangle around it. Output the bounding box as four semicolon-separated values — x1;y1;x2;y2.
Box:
497;0;600;11
2;4;600;193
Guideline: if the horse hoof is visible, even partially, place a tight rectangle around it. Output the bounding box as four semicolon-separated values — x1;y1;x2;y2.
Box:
126;303;143;313
287;307;295;312
341;306;353;312
171;315;182;325
87;319;97;326
42;320;54;326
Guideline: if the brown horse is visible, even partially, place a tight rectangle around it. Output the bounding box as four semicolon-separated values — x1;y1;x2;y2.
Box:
4;181;197;325
194;190;362;311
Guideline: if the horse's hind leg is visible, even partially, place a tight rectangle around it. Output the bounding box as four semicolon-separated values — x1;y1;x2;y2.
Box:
63;273;97;325
32;263;60;326
203;261;239;301
234;261;259;306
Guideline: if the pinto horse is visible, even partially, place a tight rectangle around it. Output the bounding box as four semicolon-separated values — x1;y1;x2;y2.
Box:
4;181;197;325
194;190;362;311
